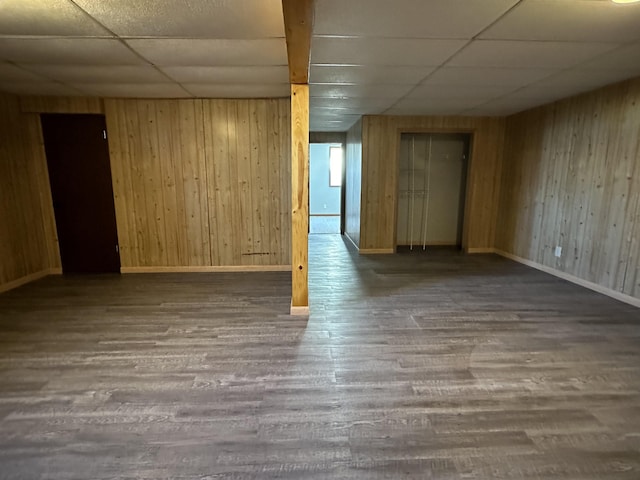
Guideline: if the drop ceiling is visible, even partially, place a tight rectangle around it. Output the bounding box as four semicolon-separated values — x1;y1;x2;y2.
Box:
1;0;640;132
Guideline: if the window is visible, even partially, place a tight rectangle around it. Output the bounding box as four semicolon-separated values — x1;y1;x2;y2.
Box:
329;146;342;187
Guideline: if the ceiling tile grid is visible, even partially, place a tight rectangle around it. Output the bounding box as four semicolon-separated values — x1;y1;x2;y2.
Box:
0;0;288;100
0;0;639;131
310;0;640;130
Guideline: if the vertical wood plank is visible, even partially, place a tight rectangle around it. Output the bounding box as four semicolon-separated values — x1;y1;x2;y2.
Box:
104;99;132;267
235;100;254;265
279;98;292;266
155;100;181;266
267;99;282;264
204;100;232;265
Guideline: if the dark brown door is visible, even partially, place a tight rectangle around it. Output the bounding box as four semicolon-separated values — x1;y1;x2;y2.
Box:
41;114;120;274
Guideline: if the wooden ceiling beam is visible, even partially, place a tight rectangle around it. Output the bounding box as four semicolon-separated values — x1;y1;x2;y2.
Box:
282;0;314;84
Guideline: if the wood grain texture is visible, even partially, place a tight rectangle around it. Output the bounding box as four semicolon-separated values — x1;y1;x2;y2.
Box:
345;119;363;247
291;85;309;308
497;77;640;299
19;96;104;114
282;0;314;84
1;234;639;479
0;93;60;289
104;98;291;269
360;116;505;251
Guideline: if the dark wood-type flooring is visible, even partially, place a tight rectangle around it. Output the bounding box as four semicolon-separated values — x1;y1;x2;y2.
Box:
1;235;640;479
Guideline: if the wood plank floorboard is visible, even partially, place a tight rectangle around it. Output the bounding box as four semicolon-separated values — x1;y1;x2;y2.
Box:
0;234;639;479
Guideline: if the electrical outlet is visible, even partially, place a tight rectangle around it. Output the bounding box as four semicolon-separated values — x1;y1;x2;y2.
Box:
554;246;562;258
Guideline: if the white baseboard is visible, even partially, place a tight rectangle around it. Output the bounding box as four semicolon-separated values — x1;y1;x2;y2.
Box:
0;268;61;294
121;265;291;273
494;249;640;309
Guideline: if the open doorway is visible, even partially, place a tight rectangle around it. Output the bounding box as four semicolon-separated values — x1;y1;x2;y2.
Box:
396;132;470;250
309;143;342;234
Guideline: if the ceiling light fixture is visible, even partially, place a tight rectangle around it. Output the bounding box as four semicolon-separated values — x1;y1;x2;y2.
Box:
611;0;640;3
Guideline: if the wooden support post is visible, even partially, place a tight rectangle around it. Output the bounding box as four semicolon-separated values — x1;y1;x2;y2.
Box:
290;84;309;315
283;0;314;315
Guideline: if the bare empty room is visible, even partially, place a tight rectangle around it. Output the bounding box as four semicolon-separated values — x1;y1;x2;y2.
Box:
1;0;640;478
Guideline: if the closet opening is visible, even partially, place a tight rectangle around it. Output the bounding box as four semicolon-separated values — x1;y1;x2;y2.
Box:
395;132;471;251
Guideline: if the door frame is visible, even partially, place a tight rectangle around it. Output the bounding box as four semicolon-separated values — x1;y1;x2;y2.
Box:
392;127;475;253
308;138;346;235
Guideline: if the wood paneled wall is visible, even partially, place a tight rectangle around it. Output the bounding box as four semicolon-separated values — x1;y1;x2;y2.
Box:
20;96;104;114
0;94;59;290
345;119;363;247
105;98;291;269
360;115;505;251
497;77;640;298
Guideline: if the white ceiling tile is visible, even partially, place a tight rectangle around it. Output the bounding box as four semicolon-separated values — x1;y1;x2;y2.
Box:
578;42;640;71
422;66;557;87
0;38;145;64
310;96;397;110
310;65;434;85
22;65;167;83
183;83;289;98
310;84;413;98
310;121;357;132
405;83;517;100
312;105;385;115
71;83;190;98
0;62;50;82
449;40;619;68
384;106;466;116
390;96;490;112
0;82;84;96
0;0;111;37
127;39;287;67
73;0;285;38
310;112;362;124
311;37;467;66
465;97;552;116
315;0;519;38
161;66;288;84
480;0;640;43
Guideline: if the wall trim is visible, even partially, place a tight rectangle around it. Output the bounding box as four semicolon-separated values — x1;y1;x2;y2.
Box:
494;249;640;309
343;231;359;250
0;268;61;294
359;248;395;254
121;265;291;273
467;247;496;254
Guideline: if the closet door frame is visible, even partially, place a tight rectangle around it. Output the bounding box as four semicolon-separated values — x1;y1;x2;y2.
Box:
392;127;475;253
